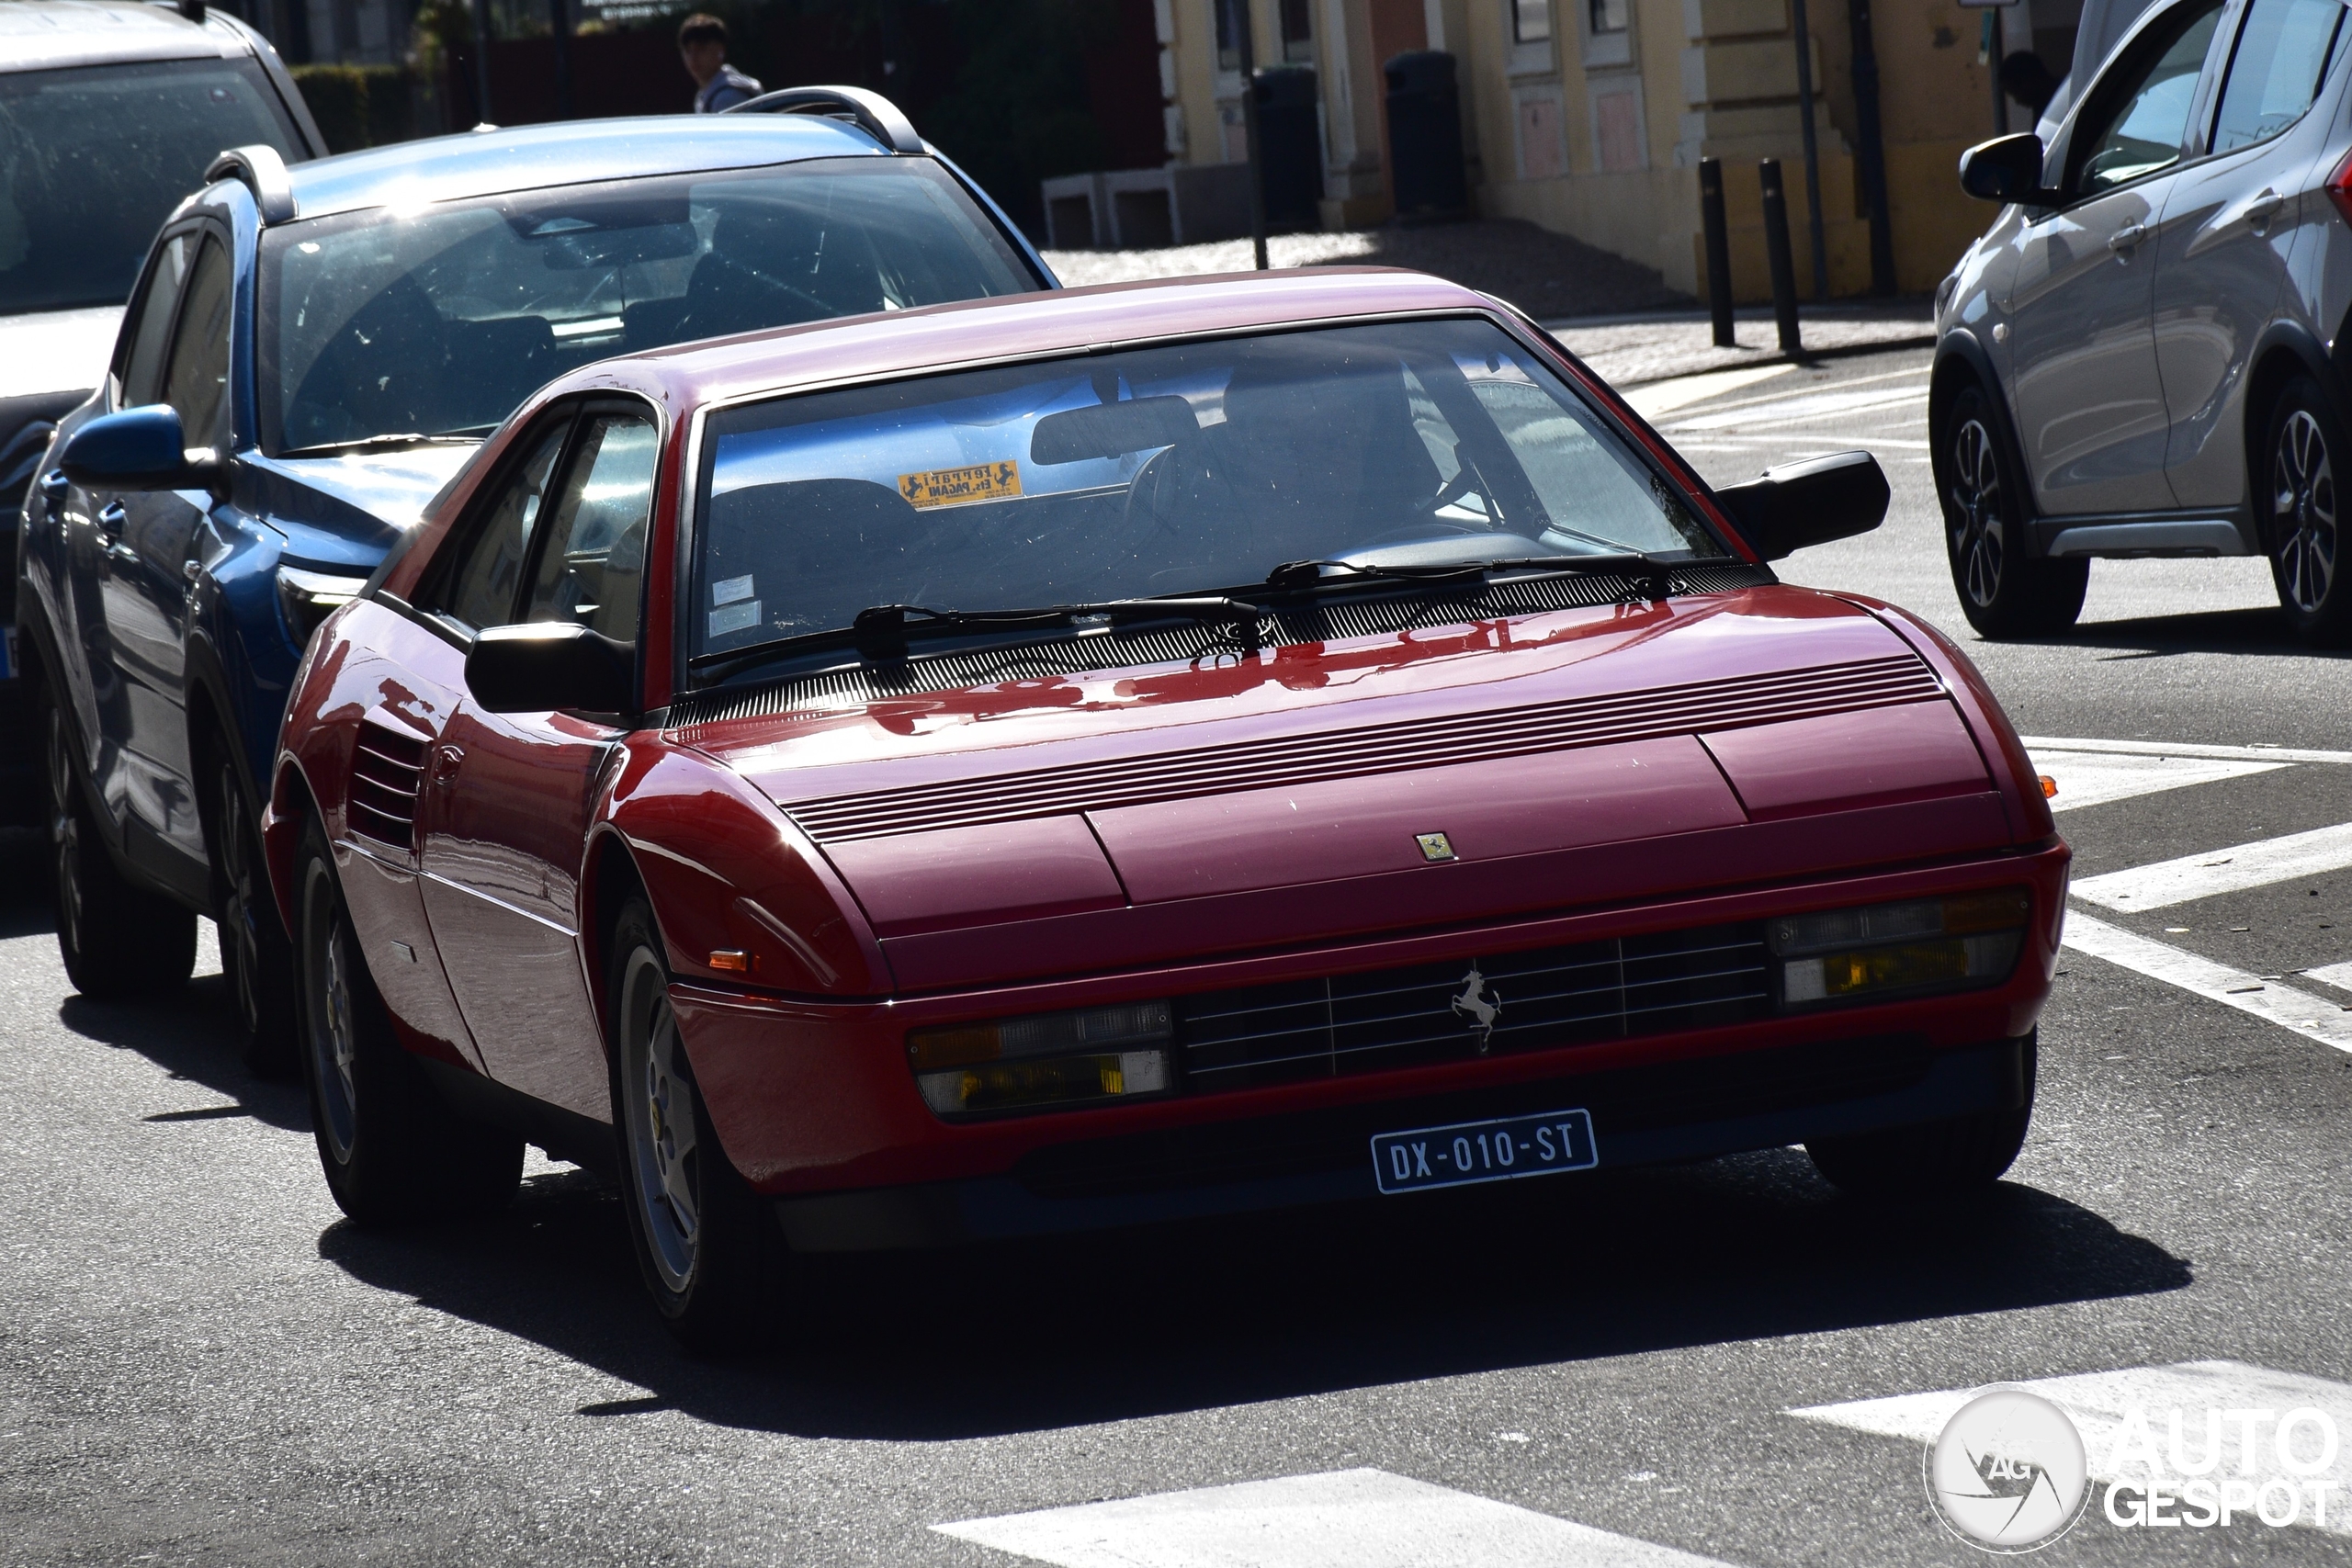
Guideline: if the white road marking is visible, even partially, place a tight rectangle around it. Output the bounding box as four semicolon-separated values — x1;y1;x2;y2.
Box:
2303;961;2352;992
1666;386;1929;432
934;1468;1741;1568
1792;1360;2352;1536
1642;363;1929;421
2071;822;2352;910
2029;750;2294;813
2060;913;2352;1052
1622;364;1798;418
2023;736;2352;766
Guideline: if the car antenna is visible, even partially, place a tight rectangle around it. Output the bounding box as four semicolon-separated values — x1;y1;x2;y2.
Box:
176;0;207;20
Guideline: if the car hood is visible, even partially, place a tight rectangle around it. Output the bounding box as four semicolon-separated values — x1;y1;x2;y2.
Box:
240;446;480;570
676;586;2021;992
0;305;122;400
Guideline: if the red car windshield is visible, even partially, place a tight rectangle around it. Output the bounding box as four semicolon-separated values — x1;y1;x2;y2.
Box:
691;317;1724;660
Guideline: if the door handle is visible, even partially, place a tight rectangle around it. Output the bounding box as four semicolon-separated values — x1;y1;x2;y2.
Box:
430;743;464;784
39;468;69;505
2246;188;2286;234
2108;222;2147;254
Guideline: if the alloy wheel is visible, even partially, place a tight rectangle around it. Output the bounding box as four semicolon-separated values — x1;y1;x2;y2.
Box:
2273;408;2337;615
305;866;360;1163
47;705;85;958
622;948;700;1293
1949;417;2006;609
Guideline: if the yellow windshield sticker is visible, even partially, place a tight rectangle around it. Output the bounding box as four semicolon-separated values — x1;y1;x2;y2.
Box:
899;459;1022;510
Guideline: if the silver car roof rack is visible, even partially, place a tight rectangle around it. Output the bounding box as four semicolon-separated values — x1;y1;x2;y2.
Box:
205;144;298;224
720;85;923;155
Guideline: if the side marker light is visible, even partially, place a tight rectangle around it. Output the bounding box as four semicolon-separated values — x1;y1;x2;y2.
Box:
708;950;751;973
2040;774;2058;798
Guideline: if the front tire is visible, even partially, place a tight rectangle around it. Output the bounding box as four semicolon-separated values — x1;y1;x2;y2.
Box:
43;686;196;998
211;754;298;1077
1937;384;2087;637
295;811;519;1224
608;897;777;1352
1805;1036;2036;1199
2260;377;2352;647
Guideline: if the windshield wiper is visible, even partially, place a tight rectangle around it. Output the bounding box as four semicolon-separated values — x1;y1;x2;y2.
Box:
277;432;487;458
687;595;1264;684
1265;553;1696;600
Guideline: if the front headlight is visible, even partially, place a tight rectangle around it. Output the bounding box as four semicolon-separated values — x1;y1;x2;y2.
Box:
909;999;1174;1117
1771;889;2030;1008
276;565;367;647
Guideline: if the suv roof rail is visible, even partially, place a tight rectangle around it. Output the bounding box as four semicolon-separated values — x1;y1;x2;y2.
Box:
720;85;923;155
205;144;297;224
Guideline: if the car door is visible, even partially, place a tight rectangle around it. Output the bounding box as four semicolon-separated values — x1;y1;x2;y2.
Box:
416;403;658;1124
95;230;233;872
2007;0;2225;515
2154;0;2348;506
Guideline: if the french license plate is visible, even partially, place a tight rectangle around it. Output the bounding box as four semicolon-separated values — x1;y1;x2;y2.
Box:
1371;1108;1597;1195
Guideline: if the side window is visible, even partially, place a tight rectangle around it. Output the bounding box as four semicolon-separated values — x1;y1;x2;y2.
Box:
118;232;193;408
2074;0;2225;194
161;235;233;450
2211;0;2346;152
435;421;571;631
520;413;658;647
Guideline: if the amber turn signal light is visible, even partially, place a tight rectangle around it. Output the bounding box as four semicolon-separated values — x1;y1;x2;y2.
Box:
707;949;751;973
2040;774;2058;798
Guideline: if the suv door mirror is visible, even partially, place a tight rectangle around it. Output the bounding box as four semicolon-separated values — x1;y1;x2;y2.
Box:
464;622;634;714
58;405;223;493
1713;450;1890;560
1959;132;2063;204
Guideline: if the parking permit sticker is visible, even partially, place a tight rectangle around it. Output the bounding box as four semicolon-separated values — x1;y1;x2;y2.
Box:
708;600;761;637
712;573;755;606
898;459;1021;509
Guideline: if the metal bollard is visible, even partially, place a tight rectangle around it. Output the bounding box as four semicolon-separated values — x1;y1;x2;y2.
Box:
1759;159;1803;356
1700;158;1735;350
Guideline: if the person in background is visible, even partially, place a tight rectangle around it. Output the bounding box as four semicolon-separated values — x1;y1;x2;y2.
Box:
680;14;763;114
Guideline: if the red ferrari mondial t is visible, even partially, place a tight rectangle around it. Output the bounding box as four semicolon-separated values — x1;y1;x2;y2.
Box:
268;269;2066;1345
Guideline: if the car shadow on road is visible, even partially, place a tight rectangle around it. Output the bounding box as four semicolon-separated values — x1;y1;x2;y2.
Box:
2024;607;2351;660
318;1146;2188;1441
55;985;311;1134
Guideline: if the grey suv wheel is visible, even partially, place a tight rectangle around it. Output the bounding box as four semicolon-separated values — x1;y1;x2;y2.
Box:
1936;383;2088;637
2262;377;2352;646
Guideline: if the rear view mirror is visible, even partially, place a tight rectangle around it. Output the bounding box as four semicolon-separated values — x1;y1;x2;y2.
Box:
58;405;223;493
465;623;634;714
1713;450;1889;561
1959;132;2061;204
1031;396;1200;465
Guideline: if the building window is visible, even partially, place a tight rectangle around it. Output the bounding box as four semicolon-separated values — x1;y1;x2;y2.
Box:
1280;0;1314;62
1589;0;1627;33
1513;0;1553;43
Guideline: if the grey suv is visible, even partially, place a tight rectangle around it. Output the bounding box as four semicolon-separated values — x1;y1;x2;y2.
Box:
0;0;324;818
1935;0;2352;642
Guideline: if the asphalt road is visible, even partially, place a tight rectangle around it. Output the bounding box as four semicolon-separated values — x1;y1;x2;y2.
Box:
7;344;2352;1567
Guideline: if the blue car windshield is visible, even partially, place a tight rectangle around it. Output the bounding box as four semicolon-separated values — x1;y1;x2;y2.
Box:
257;157;1036;455
692;317;1723;662
0;59;300;314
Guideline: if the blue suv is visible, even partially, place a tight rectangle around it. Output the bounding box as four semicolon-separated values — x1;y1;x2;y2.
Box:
17;92;1054;1067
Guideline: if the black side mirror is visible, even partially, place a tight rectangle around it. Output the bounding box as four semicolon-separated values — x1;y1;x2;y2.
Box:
1713;450;1890;561
1959;132;2062;205
465;623;634;714
58;404;224;494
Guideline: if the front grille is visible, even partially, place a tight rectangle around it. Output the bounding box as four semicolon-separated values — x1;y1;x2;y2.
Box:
1178;922;1772;1091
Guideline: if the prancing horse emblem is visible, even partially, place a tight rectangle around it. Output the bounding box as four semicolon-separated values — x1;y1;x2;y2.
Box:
1451;964;1503;1052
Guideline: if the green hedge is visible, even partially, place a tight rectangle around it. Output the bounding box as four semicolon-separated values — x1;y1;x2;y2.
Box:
289;64;420;152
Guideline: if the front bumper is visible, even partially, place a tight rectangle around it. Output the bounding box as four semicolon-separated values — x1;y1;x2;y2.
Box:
773;1033;2031;1249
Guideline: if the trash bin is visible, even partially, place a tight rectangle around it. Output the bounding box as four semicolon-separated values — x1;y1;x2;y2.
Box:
1252;65;1323;231
1384;51;1466;220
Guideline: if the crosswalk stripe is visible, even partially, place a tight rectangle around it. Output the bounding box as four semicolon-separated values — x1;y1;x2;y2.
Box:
1666;386;1928;432
2071;822;2352;910
2061;913;2352;1052
934;1468;1742;1568
2303;961;2352;992
1792;1359;2352;1536
2023;736;2352;766
1621;364;1797;418
2030;749;2294;813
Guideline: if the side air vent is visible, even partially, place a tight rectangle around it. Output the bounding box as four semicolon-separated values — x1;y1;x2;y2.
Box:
348;717;428;852
784;653;1945;843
